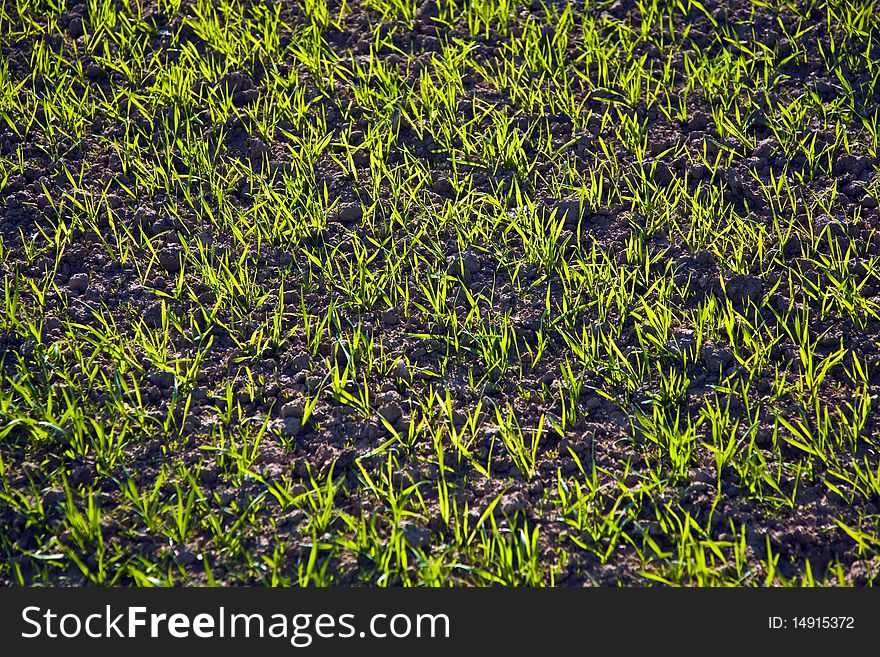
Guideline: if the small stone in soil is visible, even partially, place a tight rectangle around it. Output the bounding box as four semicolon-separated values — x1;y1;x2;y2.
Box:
281;399;306;419
68;273;89;293
391;358;410;381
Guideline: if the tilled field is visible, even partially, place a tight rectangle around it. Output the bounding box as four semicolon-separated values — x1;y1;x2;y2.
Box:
1;0;880;585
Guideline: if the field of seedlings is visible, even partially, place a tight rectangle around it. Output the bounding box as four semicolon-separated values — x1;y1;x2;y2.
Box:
1;0;879;587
